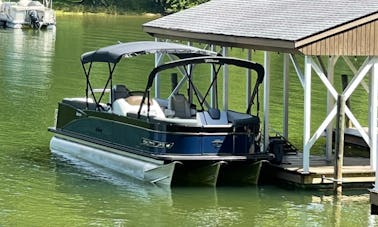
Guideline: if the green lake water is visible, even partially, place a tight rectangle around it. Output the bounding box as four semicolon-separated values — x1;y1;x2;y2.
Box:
0;14;375;226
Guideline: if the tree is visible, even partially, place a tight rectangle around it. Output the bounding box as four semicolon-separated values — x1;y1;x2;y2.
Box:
155;0;209;14
59;0;209;14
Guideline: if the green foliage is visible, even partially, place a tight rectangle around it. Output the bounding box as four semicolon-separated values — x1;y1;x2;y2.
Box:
156;0;210;14
53;0;209;14
54;0;161;14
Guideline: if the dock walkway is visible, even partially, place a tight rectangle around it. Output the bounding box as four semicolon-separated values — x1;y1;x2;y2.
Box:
262;153;374;189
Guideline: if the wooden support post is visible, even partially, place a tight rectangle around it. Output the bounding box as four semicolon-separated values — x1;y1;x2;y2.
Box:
334;95;345;196
341;74;351;128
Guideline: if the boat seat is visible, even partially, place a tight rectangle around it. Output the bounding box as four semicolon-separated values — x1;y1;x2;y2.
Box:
125;96;150;106
111;84;130;103
113;97;165;118
169;94;192;118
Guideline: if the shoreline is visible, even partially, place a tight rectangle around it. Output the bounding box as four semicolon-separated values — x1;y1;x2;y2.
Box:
54;10;160;17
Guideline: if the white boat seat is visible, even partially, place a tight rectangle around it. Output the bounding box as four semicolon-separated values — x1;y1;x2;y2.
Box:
125;96;150;106
112;97;165;118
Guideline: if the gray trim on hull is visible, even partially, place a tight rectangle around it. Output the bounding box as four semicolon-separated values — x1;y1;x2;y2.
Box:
49;127;271;162
50;132;164;165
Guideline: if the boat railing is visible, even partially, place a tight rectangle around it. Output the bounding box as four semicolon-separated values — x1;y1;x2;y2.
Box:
87;88;111;104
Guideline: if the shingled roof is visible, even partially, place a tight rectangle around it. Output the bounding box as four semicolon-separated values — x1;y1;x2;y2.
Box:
143;0;378;55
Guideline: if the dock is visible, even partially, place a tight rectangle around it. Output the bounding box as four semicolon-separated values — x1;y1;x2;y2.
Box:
143;0;378;210
262;153;375;189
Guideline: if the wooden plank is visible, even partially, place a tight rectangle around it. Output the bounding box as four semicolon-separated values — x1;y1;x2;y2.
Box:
369;22;375;55
321;38;326;55
341;32;348;55
303;45;311;56
325;37;330;56
351;29;356;55
311;41;317;55
281;153;371;168
365;23;371;56
361;25;366;55
335;33;340;55
269;153;374;188
345;29;360;56
299;46;306;55
329;35;335;55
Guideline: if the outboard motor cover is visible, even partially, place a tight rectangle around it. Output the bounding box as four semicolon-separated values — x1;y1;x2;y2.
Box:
29;10;40;29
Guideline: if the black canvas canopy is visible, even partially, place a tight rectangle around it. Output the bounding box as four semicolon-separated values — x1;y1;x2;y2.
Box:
80;41;218;64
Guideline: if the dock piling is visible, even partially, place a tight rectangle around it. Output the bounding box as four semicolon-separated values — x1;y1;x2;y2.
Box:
334;95;346;196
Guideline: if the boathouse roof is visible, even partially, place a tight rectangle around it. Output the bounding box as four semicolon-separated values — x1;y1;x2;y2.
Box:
143;0;378;56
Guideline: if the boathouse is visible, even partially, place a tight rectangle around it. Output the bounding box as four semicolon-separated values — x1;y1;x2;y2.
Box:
143;0;378;200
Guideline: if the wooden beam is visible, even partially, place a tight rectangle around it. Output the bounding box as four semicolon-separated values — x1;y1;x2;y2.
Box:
334;95;346;196
144;27;298;53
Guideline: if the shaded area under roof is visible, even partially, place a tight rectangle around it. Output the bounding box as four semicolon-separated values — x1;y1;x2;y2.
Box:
143;0;378;55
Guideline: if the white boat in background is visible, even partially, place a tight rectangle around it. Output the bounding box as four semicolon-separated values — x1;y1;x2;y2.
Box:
0;0;55;29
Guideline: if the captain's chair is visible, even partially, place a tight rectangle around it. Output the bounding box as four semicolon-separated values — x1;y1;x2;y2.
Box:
111;84;130;103
169;94;192;118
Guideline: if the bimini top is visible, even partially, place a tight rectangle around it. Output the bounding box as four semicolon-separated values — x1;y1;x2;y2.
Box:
80;41;218;64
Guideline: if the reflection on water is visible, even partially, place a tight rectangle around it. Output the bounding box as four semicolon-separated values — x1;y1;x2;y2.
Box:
1;28;55;89
0;143;376;226
0;28;56;148
49;151;377;226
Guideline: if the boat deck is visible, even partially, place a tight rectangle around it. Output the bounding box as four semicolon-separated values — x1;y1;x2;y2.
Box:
261;152;375;189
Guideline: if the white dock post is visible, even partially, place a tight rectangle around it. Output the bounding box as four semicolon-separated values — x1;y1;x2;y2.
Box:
263;51;271;152
303;56;312;173
246;49;252;108
154;38;164;98
210;45;217;108
222;47;229;110
370;60;378;171
326;57;336;161
283;53;289;139
370;58;378;215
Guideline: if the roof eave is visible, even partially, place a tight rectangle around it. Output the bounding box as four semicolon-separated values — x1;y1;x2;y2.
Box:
295;12;378;48
143;26;299;54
